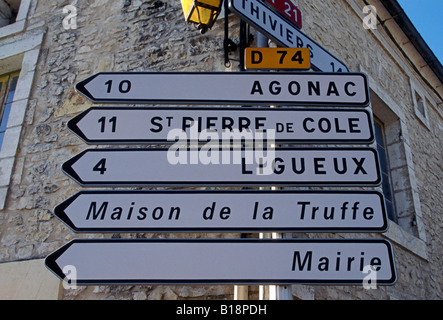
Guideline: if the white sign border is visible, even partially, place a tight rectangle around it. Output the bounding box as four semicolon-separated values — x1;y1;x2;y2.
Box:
54;189;388;233
75;72;370;106
61;147;382;187
68;107;375;145
45;238;397;285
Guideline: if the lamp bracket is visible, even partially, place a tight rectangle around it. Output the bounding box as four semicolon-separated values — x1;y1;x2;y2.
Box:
224;38;238;52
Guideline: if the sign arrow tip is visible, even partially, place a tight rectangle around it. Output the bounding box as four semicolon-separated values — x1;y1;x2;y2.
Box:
67;110;90;143
62;150;88;186
75;74;99;101
45;240;76;282
53;193;81;232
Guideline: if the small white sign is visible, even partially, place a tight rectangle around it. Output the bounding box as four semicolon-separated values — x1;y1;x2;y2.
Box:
75;72;369;106
54;190;388;232
45;239;397;285
62;147;381;187
68;107;375;144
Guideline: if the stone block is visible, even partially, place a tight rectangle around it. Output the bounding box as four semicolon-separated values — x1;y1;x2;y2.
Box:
0;259;62;299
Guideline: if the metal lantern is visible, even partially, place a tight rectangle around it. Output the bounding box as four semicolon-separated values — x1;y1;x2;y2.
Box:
181;0;223;33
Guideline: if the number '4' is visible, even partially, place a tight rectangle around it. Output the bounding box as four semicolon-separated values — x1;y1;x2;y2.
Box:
93;158;107;175
291;51;304;64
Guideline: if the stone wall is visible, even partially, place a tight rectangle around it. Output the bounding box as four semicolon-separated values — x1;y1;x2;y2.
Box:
0;0;441;300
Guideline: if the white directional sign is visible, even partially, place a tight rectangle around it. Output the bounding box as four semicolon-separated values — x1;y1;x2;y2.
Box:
45;239;397;285
54;190;388;233
228;0;349;72
75;72;369;106
62;147;381;187
68;107;375;144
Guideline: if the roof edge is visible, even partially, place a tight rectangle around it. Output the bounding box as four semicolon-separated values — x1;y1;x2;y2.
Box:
378;0;443;85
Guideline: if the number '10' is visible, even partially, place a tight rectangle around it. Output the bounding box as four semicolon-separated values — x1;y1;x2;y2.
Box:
104;80;132;93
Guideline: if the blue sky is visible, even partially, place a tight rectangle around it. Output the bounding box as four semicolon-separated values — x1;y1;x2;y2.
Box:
397;0;443;65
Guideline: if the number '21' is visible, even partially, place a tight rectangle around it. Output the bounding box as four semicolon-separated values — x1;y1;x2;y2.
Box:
269;0;300;22
284;2;299;22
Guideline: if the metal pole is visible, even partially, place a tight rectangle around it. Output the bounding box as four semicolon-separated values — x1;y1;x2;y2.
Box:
265;0;298;301
234;19;249;301
240;1;299;299
256;30;277;301
255;0;299;296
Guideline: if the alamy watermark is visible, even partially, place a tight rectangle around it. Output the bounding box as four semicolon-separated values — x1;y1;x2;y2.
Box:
362;264;378;289
62;264;77;289
363;5;377;30
166;122;277;175
62;5;77;30
62;5;377;33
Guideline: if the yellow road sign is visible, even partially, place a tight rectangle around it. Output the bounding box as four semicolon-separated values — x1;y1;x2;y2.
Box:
245;48;311;70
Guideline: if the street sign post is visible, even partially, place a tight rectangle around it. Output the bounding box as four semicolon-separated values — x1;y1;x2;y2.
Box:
54;190;388;233
48;0;395;289
75;72;369;106
68;107;375;144
264;0;302;29
245;48;310;70
228;0;349;72
45;238;396;285
62;147;381;187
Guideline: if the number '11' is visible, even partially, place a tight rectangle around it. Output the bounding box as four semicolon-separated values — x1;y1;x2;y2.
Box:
98;116;117;133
